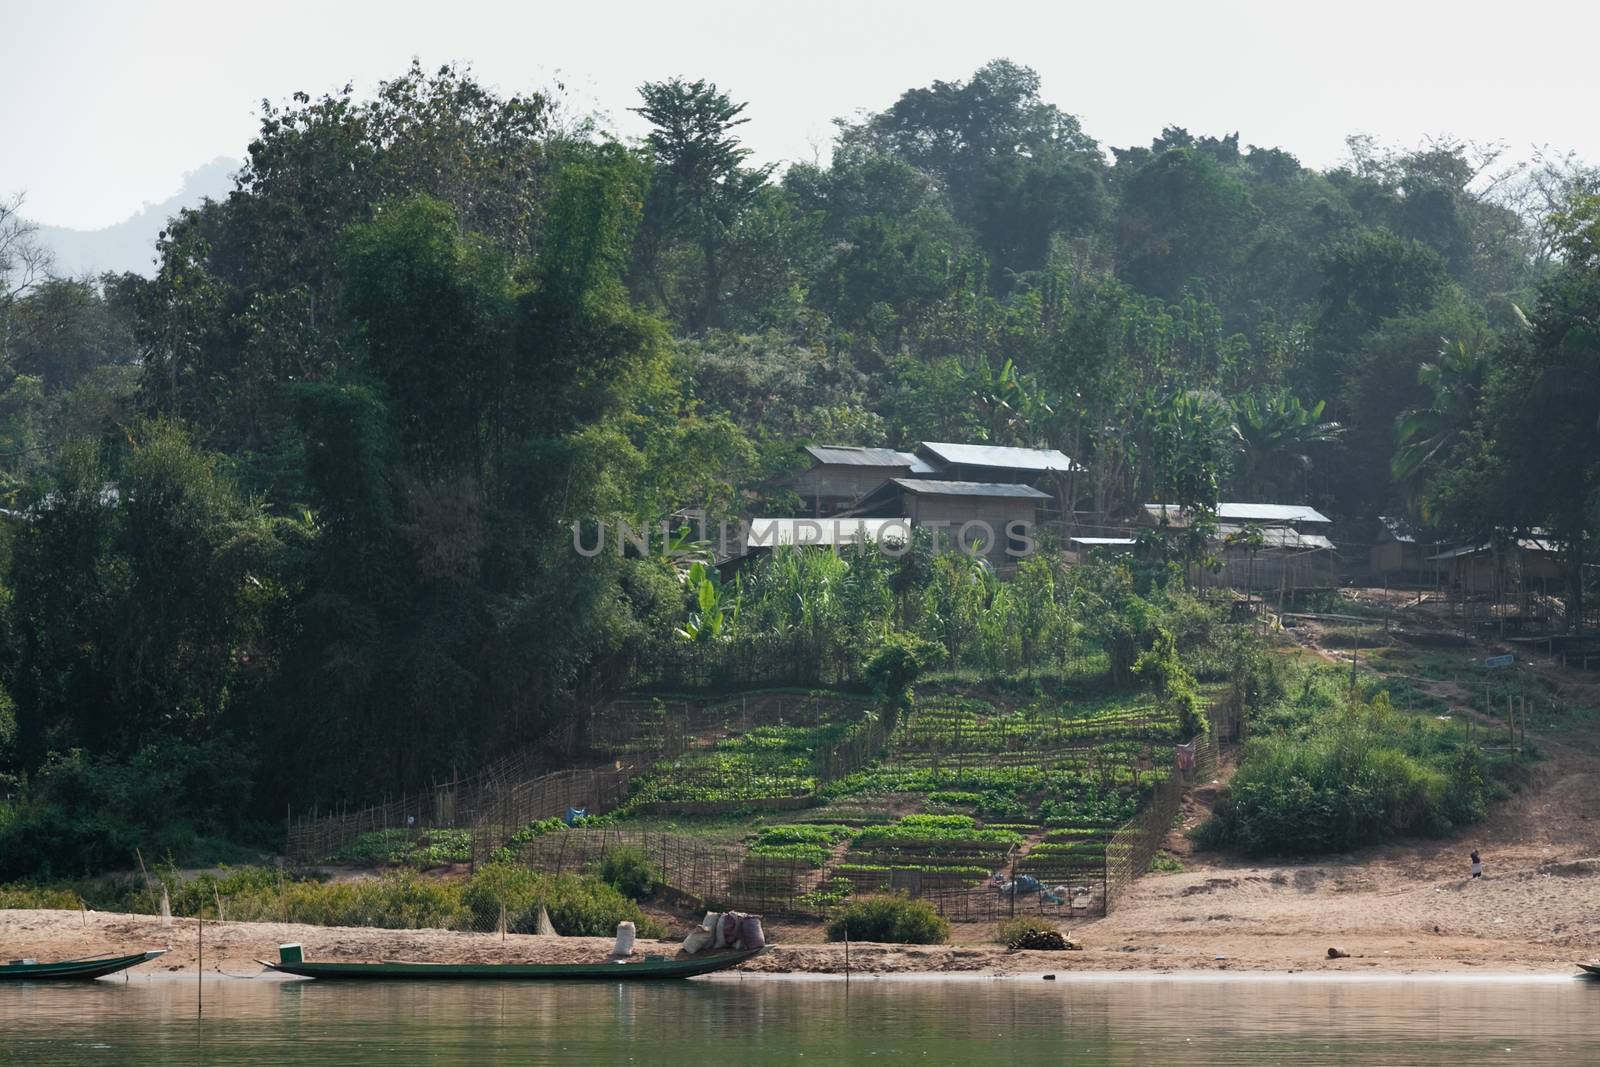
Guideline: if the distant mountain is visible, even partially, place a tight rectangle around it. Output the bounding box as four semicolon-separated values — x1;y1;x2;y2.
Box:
33;158;239;278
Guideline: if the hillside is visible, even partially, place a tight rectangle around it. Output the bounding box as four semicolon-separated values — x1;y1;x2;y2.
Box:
30;158;237;276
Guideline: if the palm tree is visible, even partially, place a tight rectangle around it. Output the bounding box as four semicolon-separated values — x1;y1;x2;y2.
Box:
1231;390;1343;499
1392;337;1488;515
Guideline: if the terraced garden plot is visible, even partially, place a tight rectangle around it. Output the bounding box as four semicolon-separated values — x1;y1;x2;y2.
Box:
893;694;1185;754
330;827;474;867
622;720;863;809
591;689;873;756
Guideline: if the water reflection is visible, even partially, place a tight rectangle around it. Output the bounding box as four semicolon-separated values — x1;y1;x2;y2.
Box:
0;973;1592;1066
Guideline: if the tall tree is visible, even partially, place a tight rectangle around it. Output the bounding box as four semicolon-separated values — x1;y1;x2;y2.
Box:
631;78;773;333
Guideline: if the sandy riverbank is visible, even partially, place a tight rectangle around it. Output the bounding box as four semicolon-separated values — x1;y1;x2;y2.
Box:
5;884;1595;979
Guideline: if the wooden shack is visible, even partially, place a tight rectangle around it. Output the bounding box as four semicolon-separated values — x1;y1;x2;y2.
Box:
1370;515;1430;582
1428;537;1565;594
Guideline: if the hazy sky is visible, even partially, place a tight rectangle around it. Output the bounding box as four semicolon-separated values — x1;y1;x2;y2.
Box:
7;0;1600;230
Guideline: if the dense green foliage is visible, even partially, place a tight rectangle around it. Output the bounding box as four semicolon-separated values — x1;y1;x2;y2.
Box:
459;864;664;937
597;846;659;900
824;893;951;944
1194;665;1490;854
0;57;1584;878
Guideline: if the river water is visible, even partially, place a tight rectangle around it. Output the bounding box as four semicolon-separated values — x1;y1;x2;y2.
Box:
1;973;1593;1065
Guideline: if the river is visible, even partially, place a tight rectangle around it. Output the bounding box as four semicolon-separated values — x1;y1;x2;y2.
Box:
2;973;1593;1065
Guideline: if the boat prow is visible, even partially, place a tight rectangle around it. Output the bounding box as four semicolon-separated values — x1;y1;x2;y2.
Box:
257;945;762;981
1578;962;1600;978
0;949;167;981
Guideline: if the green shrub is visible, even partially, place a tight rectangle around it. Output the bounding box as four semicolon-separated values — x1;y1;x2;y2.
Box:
1147;851;1184;873
0;741;257;881
598;846;659;900
461;864;663;937
824;894;950;944
996;916;1059;944
223;873;469;929
1195;693;1487;855
0;882;83;909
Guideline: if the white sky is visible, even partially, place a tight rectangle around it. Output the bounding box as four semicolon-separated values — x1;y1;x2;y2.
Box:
6;0;1600;230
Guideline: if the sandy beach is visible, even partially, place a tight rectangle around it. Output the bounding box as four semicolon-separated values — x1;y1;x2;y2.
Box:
6;842;1597;980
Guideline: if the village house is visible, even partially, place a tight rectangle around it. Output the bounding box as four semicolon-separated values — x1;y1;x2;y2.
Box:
1370;515;1432;583
1140;502;1336;593
790;445;936;517
848;478;1050;568
1427;536;1565;594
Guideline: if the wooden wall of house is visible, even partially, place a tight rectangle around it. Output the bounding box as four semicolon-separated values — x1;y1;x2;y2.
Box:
1370;541;1429;579
904;496;1038;565
792;465;902;514
1448;550;1565;591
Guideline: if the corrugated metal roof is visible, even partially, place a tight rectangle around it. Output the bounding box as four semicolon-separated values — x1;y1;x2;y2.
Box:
805;444;914;467
918;442;1077;473
745;518;912;548
1143;502;1332;525
1217;502;1331;524
896;450;939;475
893;478;1051;500
1428;538;1560;561
1216;524;1333;551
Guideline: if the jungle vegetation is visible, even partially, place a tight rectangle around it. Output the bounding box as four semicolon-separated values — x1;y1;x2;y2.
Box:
0;60;1591;874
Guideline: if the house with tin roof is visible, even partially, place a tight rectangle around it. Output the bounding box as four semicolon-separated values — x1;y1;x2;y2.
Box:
848;478;1051;566
791;445;937;517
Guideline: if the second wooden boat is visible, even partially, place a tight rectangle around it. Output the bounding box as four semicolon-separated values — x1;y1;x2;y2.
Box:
1578;962;1600;978
0;950;167;981
258;943;761;981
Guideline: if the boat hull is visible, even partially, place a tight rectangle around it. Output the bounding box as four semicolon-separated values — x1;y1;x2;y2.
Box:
1578;962;1600;978
0;950;167;981
261;949;762;981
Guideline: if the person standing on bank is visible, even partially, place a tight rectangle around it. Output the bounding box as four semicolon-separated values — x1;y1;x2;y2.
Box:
1470;849;1483;879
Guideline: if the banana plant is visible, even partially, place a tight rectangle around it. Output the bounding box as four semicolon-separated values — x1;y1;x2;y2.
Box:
673;560;739;643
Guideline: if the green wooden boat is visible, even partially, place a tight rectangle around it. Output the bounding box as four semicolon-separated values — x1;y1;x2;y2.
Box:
259;943;762;981
0;949;167;981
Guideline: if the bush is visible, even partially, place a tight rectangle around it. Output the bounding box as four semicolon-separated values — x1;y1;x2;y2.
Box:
1194;692;1487;855
0;882;83;909
598;846;659;900
225;873;469;929
0;741;258;881
997;918;1068;950
824;894;949;944
461;864;663;937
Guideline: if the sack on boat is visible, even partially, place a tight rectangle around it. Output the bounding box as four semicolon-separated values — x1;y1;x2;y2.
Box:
611;921;636;957
720;912;741;949
738;914;766;950
681;924;714;955
683;912;720;954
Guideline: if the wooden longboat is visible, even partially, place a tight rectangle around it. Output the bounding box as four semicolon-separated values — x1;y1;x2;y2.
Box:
258;946;762;981
0;950;167;981
1578;962;1600;978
